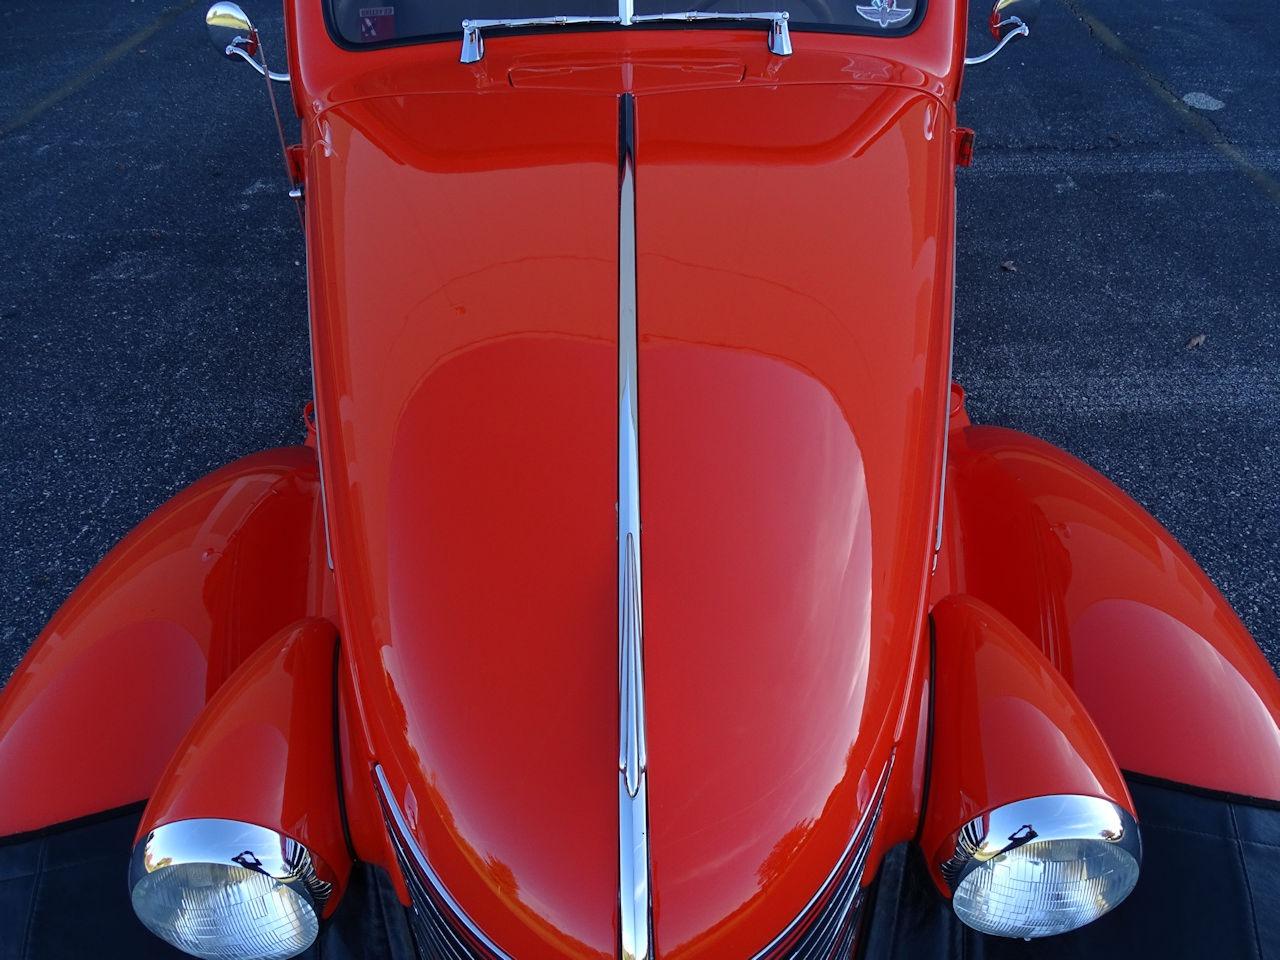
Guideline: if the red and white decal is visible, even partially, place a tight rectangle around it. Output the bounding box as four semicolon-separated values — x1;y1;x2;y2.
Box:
359;6;396;40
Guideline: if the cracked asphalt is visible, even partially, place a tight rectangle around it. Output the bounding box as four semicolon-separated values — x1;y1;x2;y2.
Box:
0;0;1277;683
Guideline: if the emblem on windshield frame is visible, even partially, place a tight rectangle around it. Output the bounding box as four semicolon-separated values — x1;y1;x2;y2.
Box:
856;0;913;27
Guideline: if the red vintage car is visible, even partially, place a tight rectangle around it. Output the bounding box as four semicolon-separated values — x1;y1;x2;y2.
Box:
2;0;1278;958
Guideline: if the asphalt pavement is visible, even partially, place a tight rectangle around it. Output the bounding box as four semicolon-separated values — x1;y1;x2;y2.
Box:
1;0;1276;682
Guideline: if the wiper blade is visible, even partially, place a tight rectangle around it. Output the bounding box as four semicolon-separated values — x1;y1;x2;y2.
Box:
460;9;791;62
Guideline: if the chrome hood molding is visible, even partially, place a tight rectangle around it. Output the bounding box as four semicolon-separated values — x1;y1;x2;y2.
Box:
616;91;653;960
313;80;951;960
630;82;950;958
313;87;623;959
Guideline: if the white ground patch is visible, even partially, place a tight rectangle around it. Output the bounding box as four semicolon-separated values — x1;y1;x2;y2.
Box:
1182;91;1225;111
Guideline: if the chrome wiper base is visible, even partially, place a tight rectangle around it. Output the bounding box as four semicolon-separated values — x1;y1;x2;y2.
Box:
460;9;791;62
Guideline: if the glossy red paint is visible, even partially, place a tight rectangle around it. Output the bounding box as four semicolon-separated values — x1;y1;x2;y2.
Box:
921;594;1133;889
139;617;351;910
635;83;953;957
284;0;971;951
935;424;1280;800
288;0;971;943
7;0;1277;956
306;88;622;958
0;447;329;835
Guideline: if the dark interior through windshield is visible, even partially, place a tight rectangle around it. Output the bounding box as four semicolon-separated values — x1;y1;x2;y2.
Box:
327;0;922;47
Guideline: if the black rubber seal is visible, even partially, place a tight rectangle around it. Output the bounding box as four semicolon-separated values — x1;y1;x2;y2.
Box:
0;800;148;848
1122;769;1280;812
332;635;359;862
911;615;937;847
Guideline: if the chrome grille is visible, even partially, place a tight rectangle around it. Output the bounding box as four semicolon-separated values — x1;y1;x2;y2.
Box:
751;758;894;960
386;824;487;960
374;765;509;960
374;758;891;960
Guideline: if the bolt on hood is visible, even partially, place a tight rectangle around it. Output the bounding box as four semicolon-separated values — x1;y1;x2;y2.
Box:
307;78;953;959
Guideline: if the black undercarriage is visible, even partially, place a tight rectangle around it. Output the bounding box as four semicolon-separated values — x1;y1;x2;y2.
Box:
4;774;1278;960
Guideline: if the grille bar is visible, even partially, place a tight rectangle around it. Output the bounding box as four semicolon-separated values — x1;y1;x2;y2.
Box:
752;757;894;960
374;765;511;960
374;757;891;960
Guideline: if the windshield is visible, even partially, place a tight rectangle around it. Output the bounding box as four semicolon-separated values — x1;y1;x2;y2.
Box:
327;0;923;47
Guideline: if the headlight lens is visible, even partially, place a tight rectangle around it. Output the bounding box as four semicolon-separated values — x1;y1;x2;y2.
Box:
129;819;332;960
942;795;1141;939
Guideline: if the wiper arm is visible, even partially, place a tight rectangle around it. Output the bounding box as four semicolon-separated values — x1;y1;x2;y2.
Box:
460;9;791;63
632;11;791;53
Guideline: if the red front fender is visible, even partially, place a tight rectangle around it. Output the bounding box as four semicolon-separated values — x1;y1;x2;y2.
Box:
920;593;1133;891
0;446;331;834
934;421;1280;800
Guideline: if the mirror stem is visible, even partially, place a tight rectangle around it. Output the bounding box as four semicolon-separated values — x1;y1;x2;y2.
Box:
226;43;290;82
235;30;301;221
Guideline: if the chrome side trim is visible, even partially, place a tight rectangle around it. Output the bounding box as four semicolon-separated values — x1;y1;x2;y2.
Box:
617;92;653;960
313;407;336;571
373;765;513;960
749;757;893;960
932;190;957;570
303;250;335;571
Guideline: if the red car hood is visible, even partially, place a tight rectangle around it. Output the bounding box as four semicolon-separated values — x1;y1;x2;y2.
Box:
309;79;952;959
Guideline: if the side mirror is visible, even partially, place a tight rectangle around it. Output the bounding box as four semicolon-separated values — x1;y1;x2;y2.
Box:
965;0;1038;65
203;1;297;207
206;1;259;59
206;2;290;81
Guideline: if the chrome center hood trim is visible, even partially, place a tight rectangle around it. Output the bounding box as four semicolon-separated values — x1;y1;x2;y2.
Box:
617;91;653;960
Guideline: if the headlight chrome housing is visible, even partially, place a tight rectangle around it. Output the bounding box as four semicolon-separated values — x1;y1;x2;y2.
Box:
129;818;333;960
941;795;1141;939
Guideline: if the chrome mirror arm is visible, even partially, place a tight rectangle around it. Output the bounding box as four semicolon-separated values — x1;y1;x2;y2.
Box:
225;41;291;82
964;17;1028;65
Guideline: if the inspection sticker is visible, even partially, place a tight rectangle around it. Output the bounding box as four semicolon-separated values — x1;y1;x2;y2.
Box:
359;6;396;40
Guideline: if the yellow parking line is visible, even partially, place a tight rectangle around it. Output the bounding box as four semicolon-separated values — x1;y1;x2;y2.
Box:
1059;0;1280;205
0;0;199;138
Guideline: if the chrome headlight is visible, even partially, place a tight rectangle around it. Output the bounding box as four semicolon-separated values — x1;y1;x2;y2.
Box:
129;819;333;960
942;795;1141;939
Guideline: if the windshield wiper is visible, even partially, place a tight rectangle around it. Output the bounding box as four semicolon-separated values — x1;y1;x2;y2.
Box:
460;9;791;62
